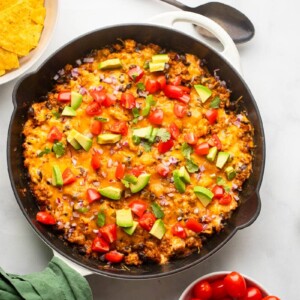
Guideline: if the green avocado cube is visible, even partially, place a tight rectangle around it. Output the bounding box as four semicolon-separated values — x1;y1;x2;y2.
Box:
194;84;212;103
151;54;169;63
98;58;122;70
123;221;138;235
149;62;165;72
71;92;83;110
73;132;92;151
99;186;122;200
149;219;166;239
194;186;214;207
216;152;230;169
116;209;133;228
207;146;218;162
132;126;153;139
97;133;121;144
173;170;186;193
67;129;82;150
52;165;63;187
225;166;237;180
179;166;191;183
130;173;151;193
61;106;76;117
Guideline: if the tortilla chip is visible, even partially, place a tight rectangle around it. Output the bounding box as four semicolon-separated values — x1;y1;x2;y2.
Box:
30;6;46;25
0;0;19;11
0;47;19;70
0;70;5;76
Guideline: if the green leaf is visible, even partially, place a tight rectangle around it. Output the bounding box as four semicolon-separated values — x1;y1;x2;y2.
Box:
132;107;140;118
141;141;152;152
210;96;221;108
38;147;51;157
123;174;138;184
51;111;61;119
132;135;141;145
151;202;164;219
52;142;65;158
97;212;106;227
142;95;155;116
77;207;89;213
121;179;130;188
137;82;145;91
216;176;230;192
94;117;109;122
186;159;199;173
181;142;193;159
156;128;171;142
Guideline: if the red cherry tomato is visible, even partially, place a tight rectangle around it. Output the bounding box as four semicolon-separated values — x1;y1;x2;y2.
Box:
156;163;170;177
129;200;148;217
171;223;187;239
36;211;56;225
139;212;156;231
90;90;107;105
62;168;76;186
115;163;126;180
47;126;62;142
120;93;136;109
241;287;263;300
174;103;187;118
185;219;203;233
170;75;182;86
57;91;71;102
105;250;124;263
86;188;101;203
164;84;183;99
169;122;180;140
90;120;102;135
102;94;116;107
193;280;213;300
262;297;280;300
98;224;117;244
208;134;222;150
184;132;198;145
205;109;218;125
224;271;247;298
145;78;160;93
211;279;228;299
149;109;164;125
195;142;210;156
212;185;225;199
111;121;128;136
91;236;110;253
128;66;144;82
91;152;101;170
86;101;102;116
130;165;145;177
157;75;167;90
218;193;232;205
157;139;174;154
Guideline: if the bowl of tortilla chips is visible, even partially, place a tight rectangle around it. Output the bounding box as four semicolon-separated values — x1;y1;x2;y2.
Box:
0;0;58;85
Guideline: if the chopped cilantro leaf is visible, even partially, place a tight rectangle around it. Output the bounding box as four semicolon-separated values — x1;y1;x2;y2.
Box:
37;147;51;157
97;212;106;227
181;142;193;159
210;96;221;108
94;117;109;122
141;141;152;152
142;95;155;116
186;159;199;173
151;202;164;219
52;142;65;158
137;82;145;91
216;176;230;192
51;111;61;119
156;128;171;142
132;107;140;118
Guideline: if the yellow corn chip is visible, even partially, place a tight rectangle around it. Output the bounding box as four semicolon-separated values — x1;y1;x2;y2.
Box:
0;47;19;71
0;70;5;76
0;0;19;11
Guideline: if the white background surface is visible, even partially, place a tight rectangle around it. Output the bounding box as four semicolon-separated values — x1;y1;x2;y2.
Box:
0;0;299;299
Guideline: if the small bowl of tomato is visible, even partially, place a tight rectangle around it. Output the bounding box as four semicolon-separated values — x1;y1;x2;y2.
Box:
179;271;280;300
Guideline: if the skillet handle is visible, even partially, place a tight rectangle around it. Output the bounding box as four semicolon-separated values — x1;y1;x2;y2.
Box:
148;11;242;74
53;250;93;277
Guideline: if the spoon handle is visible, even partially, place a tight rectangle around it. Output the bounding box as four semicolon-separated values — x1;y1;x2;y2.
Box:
160;0;193;11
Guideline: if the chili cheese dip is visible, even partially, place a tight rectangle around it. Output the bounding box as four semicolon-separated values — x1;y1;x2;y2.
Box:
23;39;254;266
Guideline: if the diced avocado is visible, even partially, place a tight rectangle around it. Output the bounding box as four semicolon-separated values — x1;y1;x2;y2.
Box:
74;132;92;151
148;127;158;143
194;186;214;207
99;186;122;200
216;152;230;169
52;165;63;187
149;62;165;72
71;92;83;110
123;221;138;235
173;170;186;193
98;58;122;70
132;135;141;145
179;166;190;183
149;219;166;239
97;133;121;144
225;166;237;180
207;146;218;162
152;54;169;63
61;106;76;117
132;126;153;139
142;95;155;117
116;209;133;227
123;174;138;184
194;84;212;103
67;129;82;150
130;173;151;193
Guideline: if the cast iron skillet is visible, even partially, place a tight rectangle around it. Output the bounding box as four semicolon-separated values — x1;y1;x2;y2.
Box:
7;24;265;279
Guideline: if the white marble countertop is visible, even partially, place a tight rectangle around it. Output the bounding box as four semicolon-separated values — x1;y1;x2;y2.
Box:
0;0;299;299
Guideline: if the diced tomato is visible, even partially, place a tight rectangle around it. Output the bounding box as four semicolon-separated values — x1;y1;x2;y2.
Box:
98;224;117;244
91;236;110;253
185;219;203;233
156;163;170;177
36;211;56;225
102;94;116;107
90;120;102;135
62;168;76;186
145;78;160;93
157;75;167;90
115;163;126;180
212;185;225;199
194;142;210;156
91;152;101;170
179;94;190;104
169;122;180;140
47;126;62;143
87;188;101;203
57;91;71;102
111;121;128;136
128;66;144;82
90;90;107;105
205;109;218;125
208;134;222;150
171;222;187;239
105;250;124;263
170;76;182;86
219;193;232;205
174;103;187;118
129;200;148;217
120;93;136;109
158;139;174;154
139;212;156;231
130;166;145;177
164;85;190;103
86;101;102;116
149;109;164;125
184;133;198;145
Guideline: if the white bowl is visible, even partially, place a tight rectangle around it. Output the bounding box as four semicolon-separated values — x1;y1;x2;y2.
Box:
0;0;59;85
179;271;271;300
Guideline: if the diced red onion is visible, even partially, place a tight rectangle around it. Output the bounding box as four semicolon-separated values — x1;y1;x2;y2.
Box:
159;199;169;206
177;216;183;221
107;159;113;168
53;74;59;80
194;208;199;214
58;69;65;76
71;68;79;78
79;87;88;95
99;74;104;80
101;171;107;178
199;165;206;172
167;193;174;197
83;57;94;63
232;183;238;190
103;77;113;84
138;116;143;121
93;229;99;234
122;141;129;147
233;195;240;201
71;157;77;166
233;120;241;127
76;59;82;65
56;198;61;204
110;76;118;84
72;212;80;218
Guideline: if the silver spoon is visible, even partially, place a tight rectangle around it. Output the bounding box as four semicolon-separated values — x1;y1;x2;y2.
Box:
160;0;255;43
